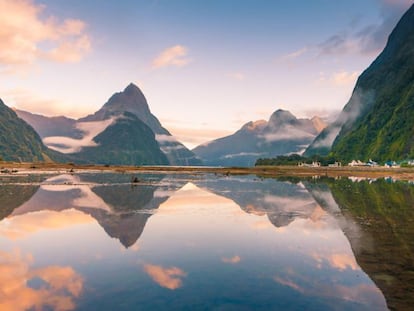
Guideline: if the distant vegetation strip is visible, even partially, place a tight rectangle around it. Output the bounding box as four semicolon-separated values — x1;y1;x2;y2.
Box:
1;161;414;181
255;154;414;167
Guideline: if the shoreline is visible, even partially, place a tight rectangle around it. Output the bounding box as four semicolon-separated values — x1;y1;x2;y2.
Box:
1;162;414;181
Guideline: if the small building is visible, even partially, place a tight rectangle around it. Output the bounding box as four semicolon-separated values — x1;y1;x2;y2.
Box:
348;160;366;167
385;161;400;168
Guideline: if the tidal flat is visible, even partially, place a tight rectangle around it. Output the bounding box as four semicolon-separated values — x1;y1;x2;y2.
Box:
0;170;413;310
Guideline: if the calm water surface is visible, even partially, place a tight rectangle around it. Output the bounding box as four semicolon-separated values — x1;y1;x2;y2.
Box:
0;172;413;310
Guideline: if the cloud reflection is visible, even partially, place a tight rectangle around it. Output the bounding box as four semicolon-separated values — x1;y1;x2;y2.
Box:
0;249;83;311
143;264;186;290
221;255;241;264
274;268;386;308
0;209;93;239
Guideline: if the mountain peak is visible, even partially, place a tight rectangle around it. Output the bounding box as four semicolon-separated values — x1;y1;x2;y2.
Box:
268;109;296;125
124;83;144;97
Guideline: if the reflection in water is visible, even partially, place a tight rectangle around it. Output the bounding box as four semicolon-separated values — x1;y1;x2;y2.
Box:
0;209;93;240
143;264;187;290
0;249;83;311
1;173;412;309
306;178;414;311
195;177;325;228
0;174;46;220
5;173;186;248
221;255;241;264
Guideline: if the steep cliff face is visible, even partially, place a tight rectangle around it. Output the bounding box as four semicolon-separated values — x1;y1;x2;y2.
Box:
0;99;49;162
306;4;414;161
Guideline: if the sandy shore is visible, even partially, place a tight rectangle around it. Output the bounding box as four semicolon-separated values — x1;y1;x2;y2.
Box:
1;162;414;181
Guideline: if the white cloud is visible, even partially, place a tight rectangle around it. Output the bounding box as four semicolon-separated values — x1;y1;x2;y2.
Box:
152;45;191;69
0;0;91;71
43;118;116;153
155;134;179;143
143;264;187;290
222;152;262;159
319;0;412;56
260;125;316;142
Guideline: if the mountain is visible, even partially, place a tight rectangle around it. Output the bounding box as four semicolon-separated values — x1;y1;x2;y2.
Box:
69;112;169;165
305;178;414;311
192;109;325;167
0;99;51;162
81;83;202;165
16;83;201;166
14;109;82;139
305;4;414;161
195;176;321;228
8;173;186;248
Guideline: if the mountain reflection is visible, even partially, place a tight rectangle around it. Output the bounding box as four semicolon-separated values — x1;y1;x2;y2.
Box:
194;177;325;228
5;173;187;248
196;175;414;310
1;173;412;309
306;178;414;311
0;175;47;220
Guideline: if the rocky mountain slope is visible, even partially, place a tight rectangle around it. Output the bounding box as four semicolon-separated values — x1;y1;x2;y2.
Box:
0;99;50;162
193;109;325;166
306;4;414;161
80;83;201;165
16;83;201;166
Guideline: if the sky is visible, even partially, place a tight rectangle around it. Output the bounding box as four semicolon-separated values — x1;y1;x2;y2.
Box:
0;0;412;149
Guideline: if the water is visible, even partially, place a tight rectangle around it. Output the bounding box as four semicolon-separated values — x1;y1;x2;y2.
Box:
0;172;413;310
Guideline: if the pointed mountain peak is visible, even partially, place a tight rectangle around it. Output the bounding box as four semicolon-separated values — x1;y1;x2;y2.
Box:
97;82;150;117
269;109;296;124
124;83;145;97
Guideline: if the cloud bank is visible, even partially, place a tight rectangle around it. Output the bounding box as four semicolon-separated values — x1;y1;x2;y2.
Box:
43;118;115;153
319;0;412;56
0;0;91;71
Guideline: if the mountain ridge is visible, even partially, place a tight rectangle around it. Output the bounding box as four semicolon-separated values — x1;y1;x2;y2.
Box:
15;83;202;166
306;4;414;161
0;99;50;162
193;109;326;167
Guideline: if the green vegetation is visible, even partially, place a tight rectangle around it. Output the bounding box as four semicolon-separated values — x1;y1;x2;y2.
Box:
306;5;414;162
72;112;169;165
255;154;341;166
332;6;414;161
0;99;48;162
313;178;414;311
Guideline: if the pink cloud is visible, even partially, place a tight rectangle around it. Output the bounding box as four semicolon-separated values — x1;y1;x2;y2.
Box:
0;0;91;70
144;264;187;290
152;45;191;69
